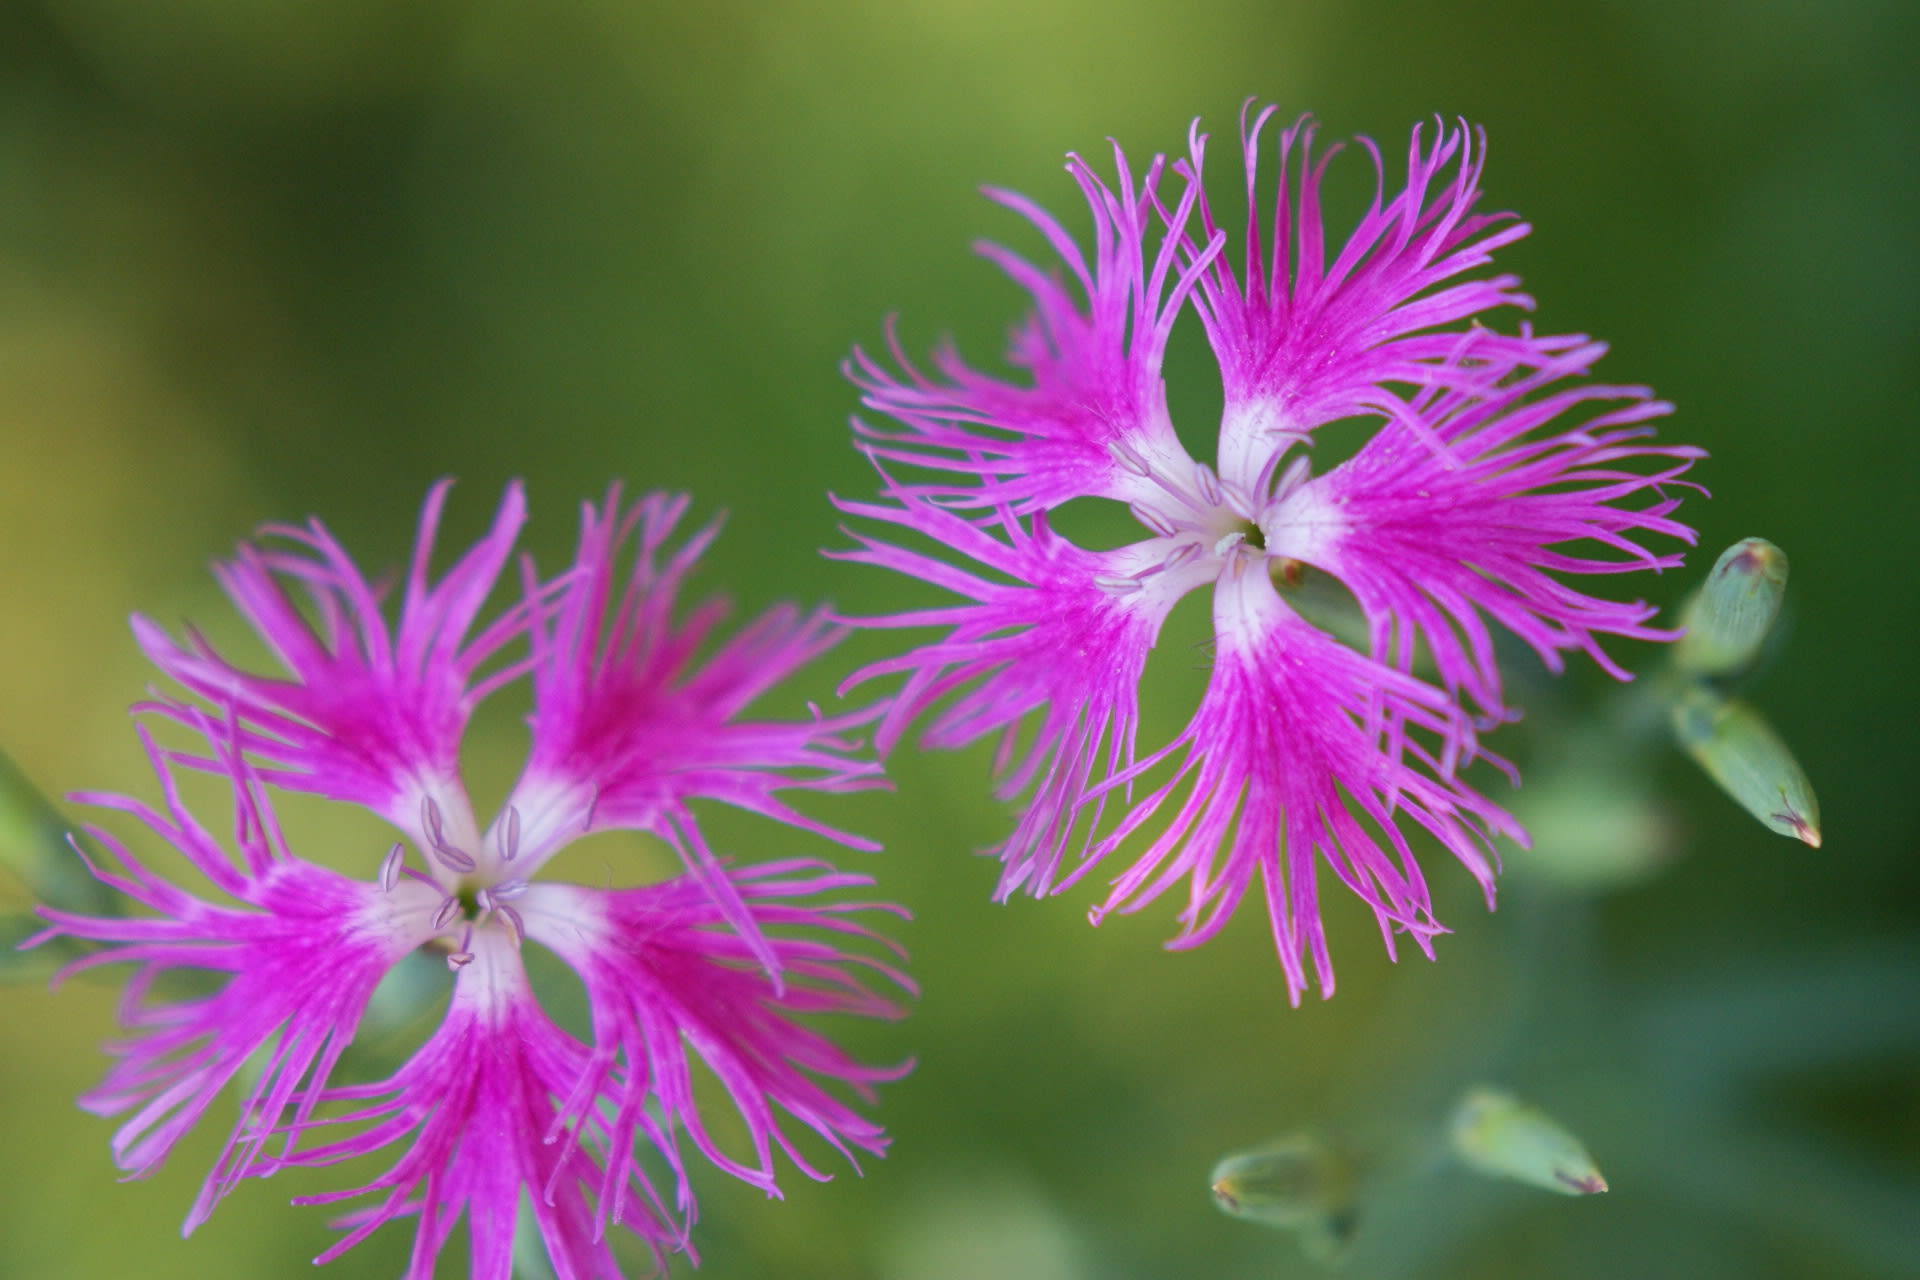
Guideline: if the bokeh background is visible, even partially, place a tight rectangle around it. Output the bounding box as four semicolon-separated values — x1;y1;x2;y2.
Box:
2;1;1916;1277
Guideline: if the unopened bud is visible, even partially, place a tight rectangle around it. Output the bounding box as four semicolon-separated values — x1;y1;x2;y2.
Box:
1675;539;1788;678
1449;1086;1608;1196
1671;685;1821;847
1209;1132;1359;1259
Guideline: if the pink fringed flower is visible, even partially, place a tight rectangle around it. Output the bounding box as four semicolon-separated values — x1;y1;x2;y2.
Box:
32;482;911;1277
839;105;1702;1002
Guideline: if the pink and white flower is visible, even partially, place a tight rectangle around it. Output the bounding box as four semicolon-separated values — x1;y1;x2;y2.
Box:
838;105;1701;1002
33;482;910;1277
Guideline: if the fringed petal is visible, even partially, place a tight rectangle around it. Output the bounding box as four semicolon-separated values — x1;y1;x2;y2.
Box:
133;480;531;829
847;143;1220;514
1273;343;1704;717
523;860;910;1214
1083;559;1521;1005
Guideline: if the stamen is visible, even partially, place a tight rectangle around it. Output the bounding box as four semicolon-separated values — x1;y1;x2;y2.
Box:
1251;449;1288;500
489;878;529;902
431;894;463;932
1270;455;1313;503
1194;462;1223;507
1094;573;1144;596
419;794;480;872
429;840;477;874
379;842;404;893
1213;531;1247;556
1165;541;1206;569
496;904;527;947
1129;502;1179;537
447;925;475;969
499;805;521;862
420;795;446;846
1107;439;1150;477
1224;483;1260;522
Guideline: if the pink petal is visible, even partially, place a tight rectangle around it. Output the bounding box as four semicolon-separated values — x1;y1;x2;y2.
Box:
847;142;1220;514
1083;557;1521;1005
134;480;531;829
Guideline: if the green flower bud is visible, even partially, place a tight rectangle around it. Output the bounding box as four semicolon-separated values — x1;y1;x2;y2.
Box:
1670;685;1821;847
1449;1086;1608;1196
1209;1132;1359;1259
1675;538;1788;678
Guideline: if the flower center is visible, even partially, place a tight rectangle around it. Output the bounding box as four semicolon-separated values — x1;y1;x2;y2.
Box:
381;796;531;969
433;877;529;969
1102;441;1325;601
1213;518;1267;556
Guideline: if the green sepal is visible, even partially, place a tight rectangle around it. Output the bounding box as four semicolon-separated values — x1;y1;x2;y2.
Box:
1671;685;1821;847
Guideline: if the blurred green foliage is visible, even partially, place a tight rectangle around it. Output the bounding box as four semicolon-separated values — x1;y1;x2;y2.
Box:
2;1;1916;1277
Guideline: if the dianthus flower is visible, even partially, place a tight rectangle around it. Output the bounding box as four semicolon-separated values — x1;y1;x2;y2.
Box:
30;481;911;1277
837;105;1701;1002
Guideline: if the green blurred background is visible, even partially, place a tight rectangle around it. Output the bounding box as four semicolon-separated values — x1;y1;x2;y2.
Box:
2;1;1916;1277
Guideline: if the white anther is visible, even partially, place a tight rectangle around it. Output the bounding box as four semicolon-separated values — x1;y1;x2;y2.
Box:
1129;502;1179;537
1107;439;1151;477
421;796;446;845
1194;462;1223;507
496;904;526;947
498;805;521;862
1270;455;1313;503
430;841;477;874
379;842;404;893
1165;541;1206;569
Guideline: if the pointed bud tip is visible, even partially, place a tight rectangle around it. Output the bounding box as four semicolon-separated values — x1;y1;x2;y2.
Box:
1726;538;1788;580
1450;1086;1608;1198
1672;690;1820;845
1208;1133;1354;1230
1784;812;1822;848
